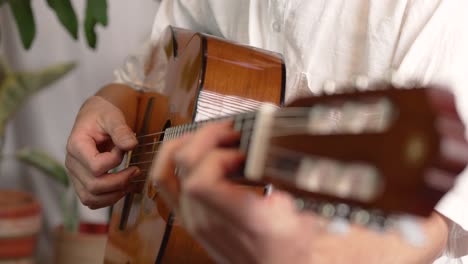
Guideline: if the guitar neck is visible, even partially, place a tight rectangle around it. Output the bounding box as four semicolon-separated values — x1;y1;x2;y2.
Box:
162;111;259;152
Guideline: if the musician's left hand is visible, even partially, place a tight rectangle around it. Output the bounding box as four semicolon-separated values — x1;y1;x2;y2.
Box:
151;121;449;264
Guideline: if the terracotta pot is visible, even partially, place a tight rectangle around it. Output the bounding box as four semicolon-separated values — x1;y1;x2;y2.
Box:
53;223;108;264
0;190;42;263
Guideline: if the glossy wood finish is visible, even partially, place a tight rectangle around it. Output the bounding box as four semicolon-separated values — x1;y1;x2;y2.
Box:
270;85;465;216
104;26;284;263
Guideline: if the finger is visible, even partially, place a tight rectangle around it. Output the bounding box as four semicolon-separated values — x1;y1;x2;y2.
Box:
151;134;192;212
188;204;256;264
98;110;137;150
174;121;239;170
66;154;141;195
182;149;245;191
181;149;260;226
67;135;124;176
263;190;297;211
71;173;137;209
184;150;308;236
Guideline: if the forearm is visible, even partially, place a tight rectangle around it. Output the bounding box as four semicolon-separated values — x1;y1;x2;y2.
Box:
95;83;140;130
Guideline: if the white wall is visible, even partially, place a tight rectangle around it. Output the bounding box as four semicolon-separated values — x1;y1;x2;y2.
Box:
0;1;158;262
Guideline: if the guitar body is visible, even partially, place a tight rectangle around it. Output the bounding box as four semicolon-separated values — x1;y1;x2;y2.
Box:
104;27;285;263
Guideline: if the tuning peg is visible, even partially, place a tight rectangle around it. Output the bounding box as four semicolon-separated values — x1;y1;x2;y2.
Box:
335;203;351;218
319;203;336;218
354;75;369;91
294;197;305;210
323;80;337;94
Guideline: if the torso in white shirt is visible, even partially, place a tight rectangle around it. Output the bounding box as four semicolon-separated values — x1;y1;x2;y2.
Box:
116;1;468;261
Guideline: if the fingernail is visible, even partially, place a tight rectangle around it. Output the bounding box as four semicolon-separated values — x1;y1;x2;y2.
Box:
122;136;137;146
130;167;141;177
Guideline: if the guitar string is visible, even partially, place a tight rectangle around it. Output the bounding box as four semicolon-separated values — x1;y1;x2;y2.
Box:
133;109;311;140
131;123;257;150
126;112;365;168
126;114;317;183
128;118;316;166
128;144;311;183
129;122;293;168
134;115;252;139
126;103;385;180
128;126;256;165
130;112;312;150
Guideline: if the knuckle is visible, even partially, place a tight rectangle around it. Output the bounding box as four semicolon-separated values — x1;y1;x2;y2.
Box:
66;137;76;155
175;152;195;168
112;124;130;136
88;161;104;176
201;151;224;169
182;176;203;196
86;179;100;195
79;192;94;207
116;175;130;190
64;156;73;170
88;204;99;210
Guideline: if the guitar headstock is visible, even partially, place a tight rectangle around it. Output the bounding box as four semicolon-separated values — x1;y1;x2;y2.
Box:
242;82;467;232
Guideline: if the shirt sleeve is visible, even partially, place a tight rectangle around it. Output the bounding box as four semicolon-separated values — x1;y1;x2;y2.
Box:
113;0;220;91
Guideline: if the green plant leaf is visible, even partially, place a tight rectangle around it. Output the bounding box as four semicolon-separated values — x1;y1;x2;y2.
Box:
62;186;79;232
0;75;21;137
46;0;78;39
16;148;69;186
14;61;76;93
0;57;9;85
7;0;35;49
0;62;76;136
84;0;108;49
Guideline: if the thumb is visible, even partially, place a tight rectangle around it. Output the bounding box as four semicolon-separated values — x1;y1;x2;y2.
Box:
101;111;138;150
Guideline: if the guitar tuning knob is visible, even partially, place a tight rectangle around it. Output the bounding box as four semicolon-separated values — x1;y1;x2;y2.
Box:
335;203;351;218
320;203;336;218
323;80;337;94
294;197;305;210
354;75;369;91
350;208;370;225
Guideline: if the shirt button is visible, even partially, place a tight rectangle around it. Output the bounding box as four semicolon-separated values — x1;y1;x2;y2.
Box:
272;20;281;32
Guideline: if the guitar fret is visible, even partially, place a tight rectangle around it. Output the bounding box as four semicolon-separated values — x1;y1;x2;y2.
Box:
163;112;258;147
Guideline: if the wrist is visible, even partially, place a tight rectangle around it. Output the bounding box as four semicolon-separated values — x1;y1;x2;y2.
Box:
95;83;140;129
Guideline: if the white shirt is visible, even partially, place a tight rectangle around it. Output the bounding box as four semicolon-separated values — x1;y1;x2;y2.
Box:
115;0;468;262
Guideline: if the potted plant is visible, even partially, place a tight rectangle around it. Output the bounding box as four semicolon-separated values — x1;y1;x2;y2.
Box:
16;149;108;264
0;0;108;262
0;47;75;263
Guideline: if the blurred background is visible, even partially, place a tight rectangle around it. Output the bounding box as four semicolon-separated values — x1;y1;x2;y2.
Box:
0;0;158;262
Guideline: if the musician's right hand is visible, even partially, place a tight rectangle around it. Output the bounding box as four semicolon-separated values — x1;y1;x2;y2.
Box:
66;95;140;209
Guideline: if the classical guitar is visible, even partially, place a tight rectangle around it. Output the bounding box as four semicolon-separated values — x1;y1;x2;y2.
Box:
104;26;467;263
